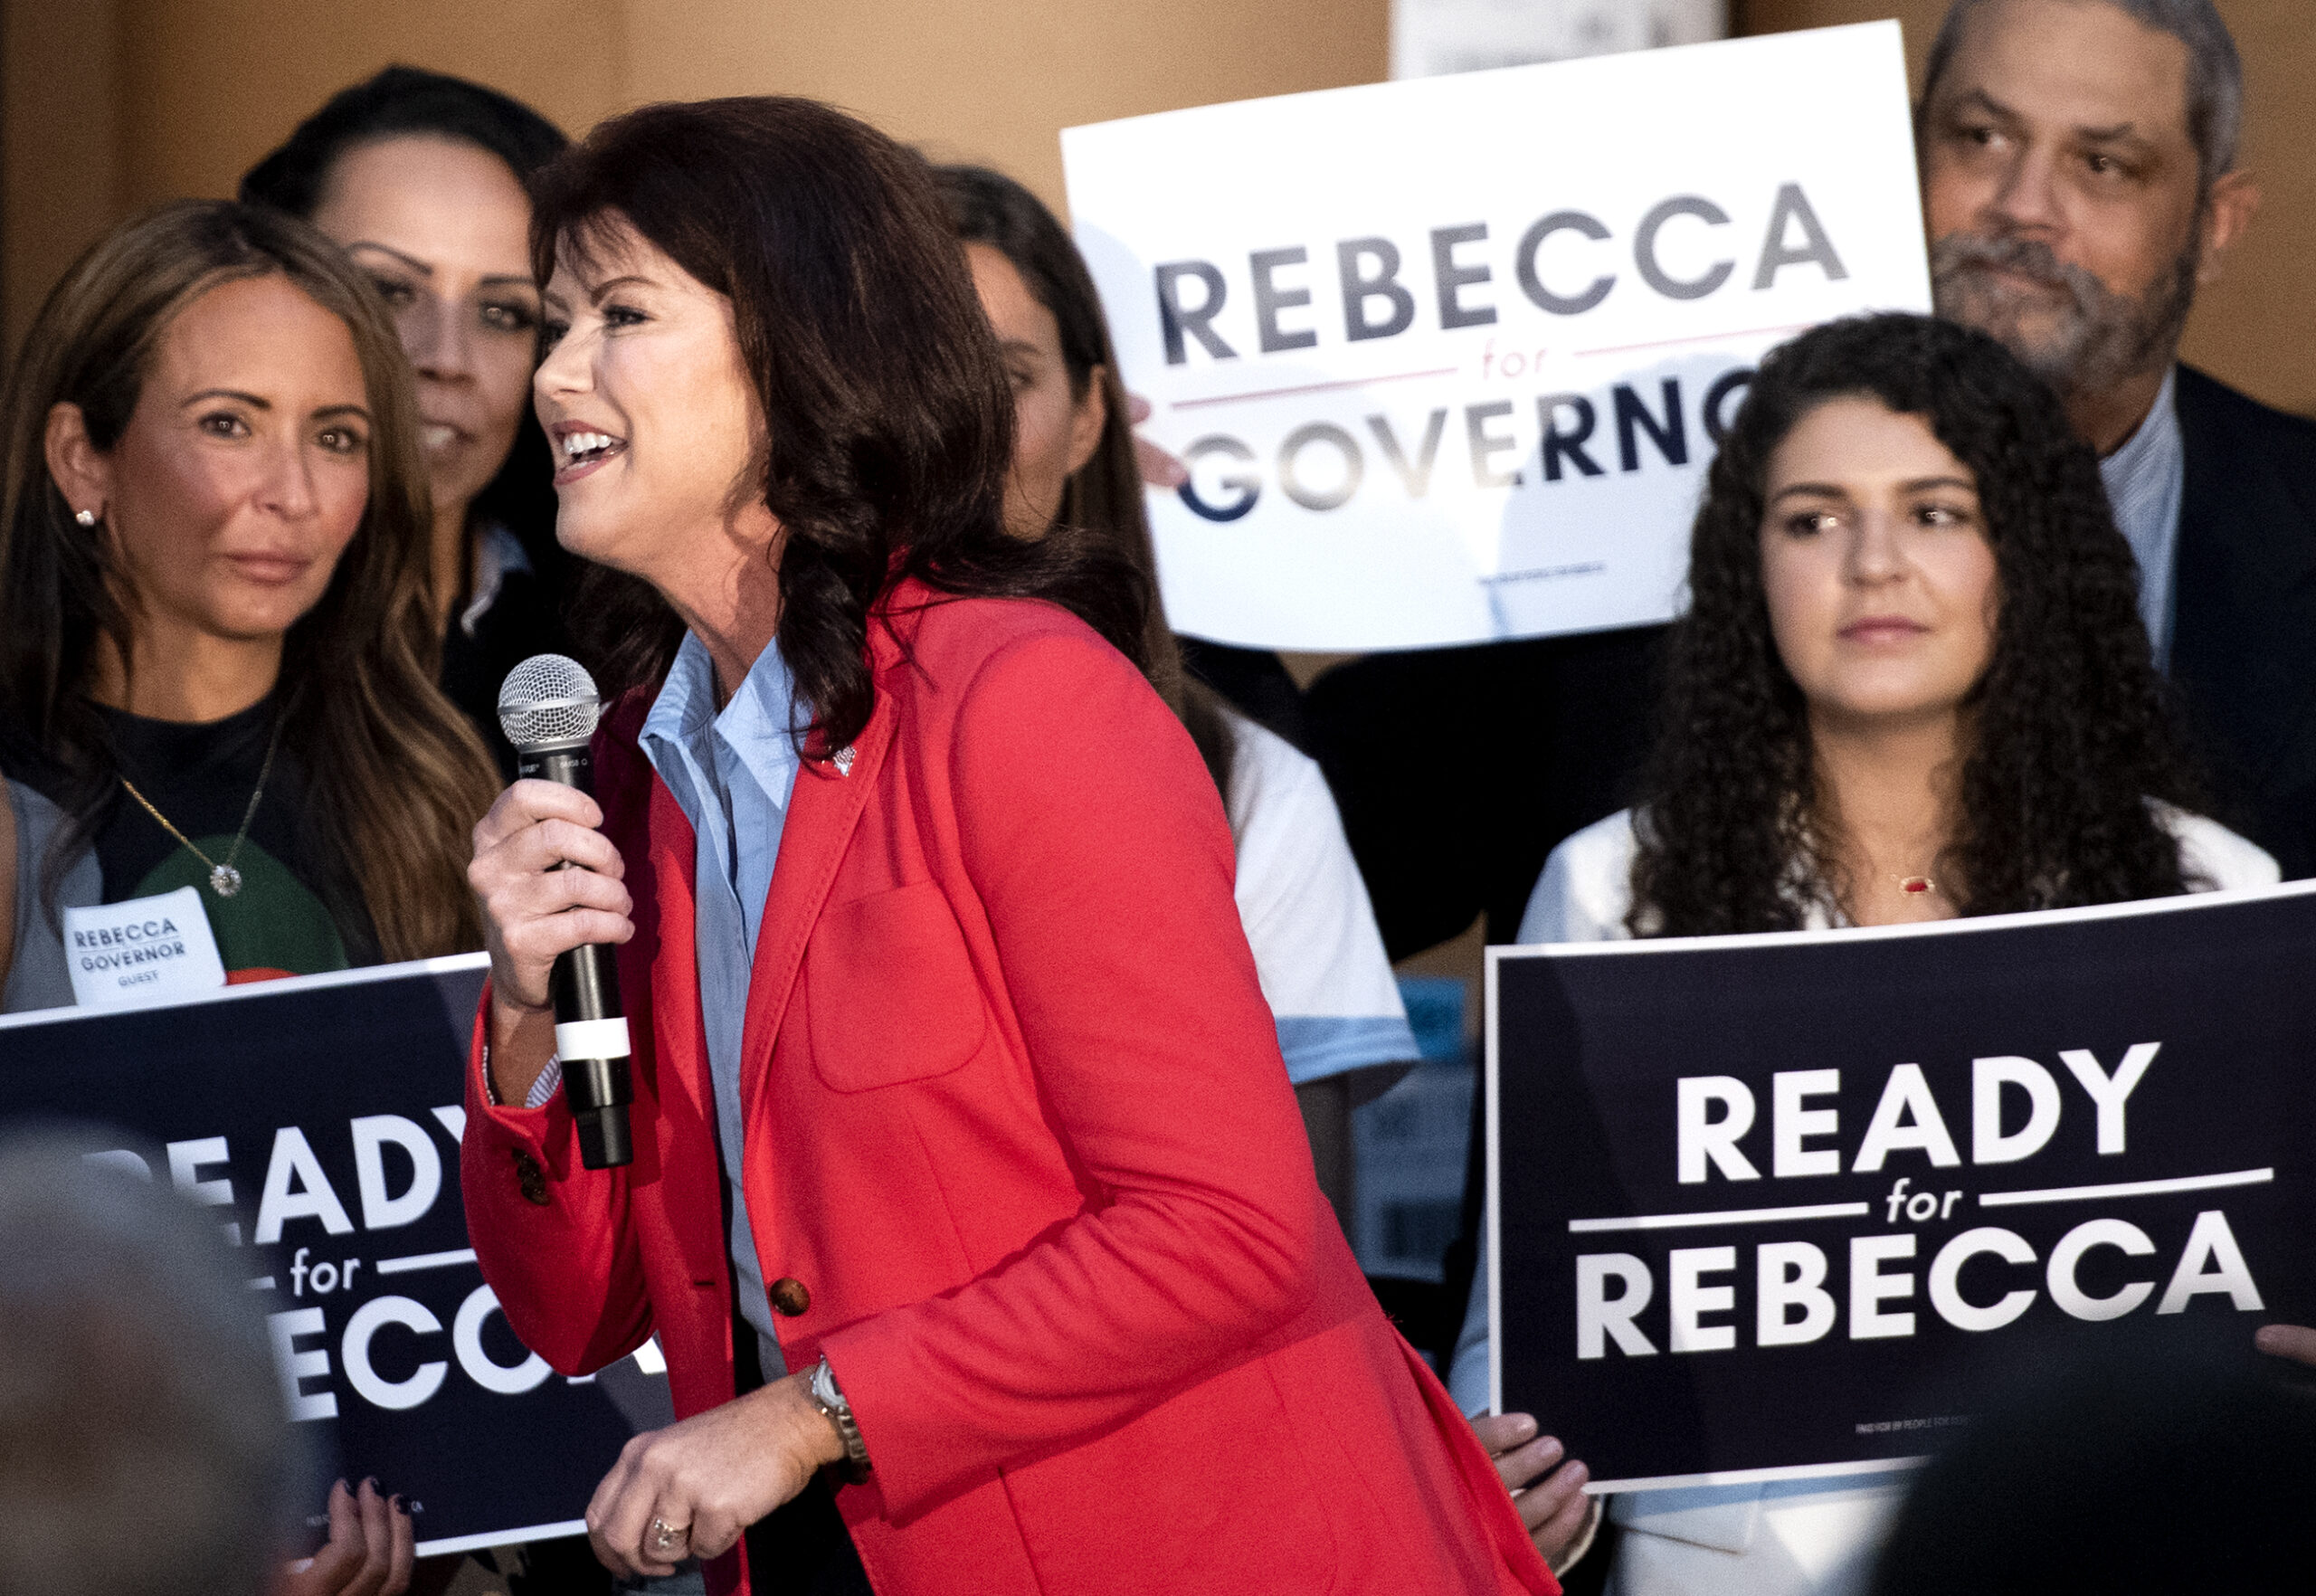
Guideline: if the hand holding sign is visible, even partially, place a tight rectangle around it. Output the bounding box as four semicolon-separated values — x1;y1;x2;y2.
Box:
2255;1323;2316;1369
1469;1412;1597;1572
275;1477;414;1596
0;960;654;1553
1064;24;1931;651
1489;884;2316;1489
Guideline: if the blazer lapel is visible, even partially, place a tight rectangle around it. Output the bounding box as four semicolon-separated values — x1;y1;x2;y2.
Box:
736;679;897;1092
644;774;716;1137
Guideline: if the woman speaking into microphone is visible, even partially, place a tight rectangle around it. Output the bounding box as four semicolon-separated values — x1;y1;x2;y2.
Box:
462;98;1551;1596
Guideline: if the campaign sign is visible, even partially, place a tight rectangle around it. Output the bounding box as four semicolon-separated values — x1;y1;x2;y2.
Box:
1062;23;1931;651
0;955;662;1555
1486;884;2316;1490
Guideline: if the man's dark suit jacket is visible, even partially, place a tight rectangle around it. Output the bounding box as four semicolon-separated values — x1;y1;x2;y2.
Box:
2171;364;2316;879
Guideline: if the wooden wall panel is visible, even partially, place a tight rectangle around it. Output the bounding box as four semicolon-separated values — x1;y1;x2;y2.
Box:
5;0;2307;413
616;0;1390;215
111;0;624;209
3;0;124;355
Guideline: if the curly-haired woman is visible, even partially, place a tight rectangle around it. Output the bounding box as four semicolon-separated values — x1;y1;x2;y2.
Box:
1452;312;2275;1595
1539;310;2271;945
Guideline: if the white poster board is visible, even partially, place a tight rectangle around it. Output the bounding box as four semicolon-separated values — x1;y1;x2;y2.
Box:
1063;24;1932;652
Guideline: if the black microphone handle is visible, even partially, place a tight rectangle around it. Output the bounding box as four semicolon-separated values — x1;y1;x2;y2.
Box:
517;742;634;1170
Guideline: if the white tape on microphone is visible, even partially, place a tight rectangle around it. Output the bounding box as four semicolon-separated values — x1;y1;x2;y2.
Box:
554;1017;631;1060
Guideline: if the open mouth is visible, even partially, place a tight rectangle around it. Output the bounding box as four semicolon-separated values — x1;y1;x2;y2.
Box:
421;423;460;453
559;430;625;469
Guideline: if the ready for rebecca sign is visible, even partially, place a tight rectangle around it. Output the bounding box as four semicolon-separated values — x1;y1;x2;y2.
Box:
1487;883;2316;1490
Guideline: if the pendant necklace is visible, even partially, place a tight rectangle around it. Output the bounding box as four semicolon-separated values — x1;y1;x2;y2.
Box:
119;717;283;899
1894;873;1938;897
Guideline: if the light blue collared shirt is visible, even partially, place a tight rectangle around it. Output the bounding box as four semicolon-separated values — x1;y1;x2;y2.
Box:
638;632;803;1381
2101;366;2186;672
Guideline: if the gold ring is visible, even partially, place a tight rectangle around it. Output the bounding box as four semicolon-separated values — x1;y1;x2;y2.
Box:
649;1516;689;1556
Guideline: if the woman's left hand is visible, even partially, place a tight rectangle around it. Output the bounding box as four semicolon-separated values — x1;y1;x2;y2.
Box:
585;1370;847;1579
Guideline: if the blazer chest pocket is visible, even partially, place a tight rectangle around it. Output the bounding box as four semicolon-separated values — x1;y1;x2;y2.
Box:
805;882;989;1092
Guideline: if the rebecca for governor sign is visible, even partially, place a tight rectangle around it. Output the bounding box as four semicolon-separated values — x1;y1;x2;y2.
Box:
0;956;666;1555
1062;23;1931;651
1486;884;2316;1490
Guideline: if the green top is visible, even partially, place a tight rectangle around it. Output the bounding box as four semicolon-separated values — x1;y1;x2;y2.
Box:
132;836;348;980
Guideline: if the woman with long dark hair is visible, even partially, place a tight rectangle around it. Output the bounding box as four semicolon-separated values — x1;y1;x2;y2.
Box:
1523;313;2269;948
0;200;500;988
929;161;1418;1226
1452;312;2274;1595
462;98;1551;1595
242;66;571;774
1599;316;2254;936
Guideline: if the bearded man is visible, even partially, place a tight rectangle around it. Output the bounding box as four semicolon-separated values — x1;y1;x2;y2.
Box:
1921;0;2316;876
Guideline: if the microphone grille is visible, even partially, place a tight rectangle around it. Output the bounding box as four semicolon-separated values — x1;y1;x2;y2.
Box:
498;653;603;751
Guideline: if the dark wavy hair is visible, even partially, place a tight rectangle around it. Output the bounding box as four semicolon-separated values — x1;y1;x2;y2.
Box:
930;162;1238;805
535;100;1153;743
1628;313;2200;935
240;65;569;580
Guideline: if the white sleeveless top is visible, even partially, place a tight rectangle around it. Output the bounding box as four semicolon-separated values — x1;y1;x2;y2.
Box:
1518;802;2279;945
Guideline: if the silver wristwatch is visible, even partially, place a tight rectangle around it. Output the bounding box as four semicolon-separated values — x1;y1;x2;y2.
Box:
811;1355;872;1481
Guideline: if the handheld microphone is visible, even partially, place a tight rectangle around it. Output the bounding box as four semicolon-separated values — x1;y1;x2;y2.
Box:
498;654;632;1170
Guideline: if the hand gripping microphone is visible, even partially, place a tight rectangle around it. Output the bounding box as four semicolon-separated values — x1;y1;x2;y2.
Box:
498;654;632;1170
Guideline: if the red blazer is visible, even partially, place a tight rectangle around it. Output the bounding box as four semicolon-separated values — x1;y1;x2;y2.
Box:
461;582;1554;1595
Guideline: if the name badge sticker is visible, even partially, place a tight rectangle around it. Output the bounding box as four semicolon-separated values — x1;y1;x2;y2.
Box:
62;886;227;1008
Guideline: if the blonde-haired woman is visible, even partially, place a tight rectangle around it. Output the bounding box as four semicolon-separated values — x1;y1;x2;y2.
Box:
0;199;498;1000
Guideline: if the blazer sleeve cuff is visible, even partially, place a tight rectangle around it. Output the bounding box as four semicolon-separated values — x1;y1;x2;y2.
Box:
815;1315;978;1523
466;979;570;1166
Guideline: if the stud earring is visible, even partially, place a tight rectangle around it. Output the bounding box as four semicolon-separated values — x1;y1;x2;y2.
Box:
74;509;97;527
